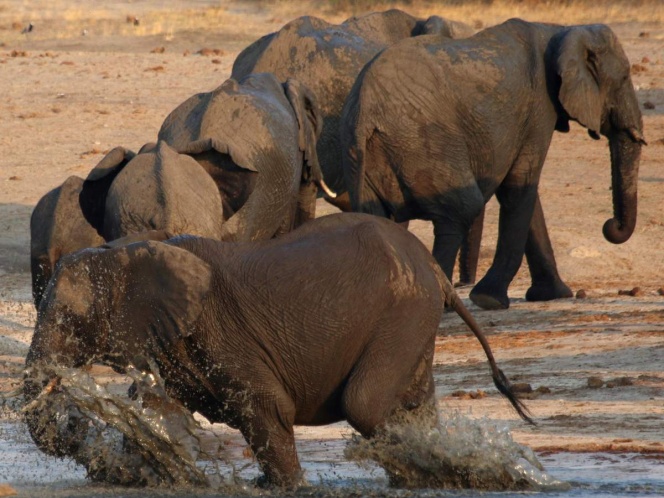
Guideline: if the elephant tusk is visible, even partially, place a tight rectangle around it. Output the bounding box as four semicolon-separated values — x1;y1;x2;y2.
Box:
628;127;647;145
317;178;337;199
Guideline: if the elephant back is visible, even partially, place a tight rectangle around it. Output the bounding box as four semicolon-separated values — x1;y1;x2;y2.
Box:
159;74;299;174
105;142;224;241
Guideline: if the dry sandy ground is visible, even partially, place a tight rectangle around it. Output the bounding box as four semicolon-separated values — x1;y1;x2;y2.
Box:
0;0;663;489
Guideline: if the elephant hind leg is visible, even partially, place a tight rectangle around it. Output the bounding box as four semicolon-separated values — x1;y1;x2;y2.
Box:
523;196;573;302
341;311;437;438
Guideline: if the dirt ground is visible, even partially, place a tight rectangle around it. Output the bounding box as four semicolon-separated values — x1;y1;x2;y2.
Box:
0;0;663;486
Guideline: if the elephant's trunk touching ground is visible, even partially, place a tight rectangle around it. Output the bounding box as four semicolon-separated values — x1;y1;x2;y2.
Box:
434;266;534;424
603;131;643;244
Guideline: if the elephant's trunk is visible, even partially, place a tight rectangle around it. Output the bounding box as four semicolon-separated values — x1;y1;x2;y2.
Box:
23;324;87;458
602;131;642;244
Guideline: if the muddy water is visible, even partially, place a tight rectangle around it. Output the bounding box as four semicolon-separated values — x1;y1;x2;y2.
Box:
3;369;664;497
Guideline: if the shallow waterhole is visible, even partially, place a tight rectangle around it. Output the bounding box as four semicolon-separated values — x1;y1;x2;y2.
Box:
2;367;663;497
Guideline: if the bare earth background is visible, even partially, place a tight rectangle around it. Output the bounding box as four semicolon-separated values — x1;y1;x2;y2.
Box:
0;0;663;491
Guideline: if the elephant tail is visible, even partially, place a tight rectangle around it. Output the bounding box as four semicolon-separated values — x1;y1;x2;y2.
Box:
434;265;534;425
340;66;390;218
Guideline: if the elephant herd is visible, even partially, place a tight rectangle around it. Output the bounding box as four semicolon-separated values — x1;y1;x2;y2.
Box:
24;8;643;490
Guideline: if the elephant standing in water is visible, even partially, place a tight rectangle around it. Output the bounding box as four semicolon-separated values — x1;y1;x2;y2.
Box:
24;213;530;488
232;9;472;209
342;19;645;310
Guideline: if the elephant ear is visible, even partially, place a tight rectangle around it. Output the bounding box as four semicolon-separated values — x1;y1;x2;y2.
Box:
283;78;324;185
80;147;136;235
179;137;258;173
106;240;212;357
556;27;605;139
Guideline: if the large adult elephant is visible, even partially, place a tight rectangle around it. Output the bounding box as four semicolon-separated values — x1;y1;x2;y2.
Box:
341;19;645;310
232;9;472;209
158;73;330;241
24;213;530;489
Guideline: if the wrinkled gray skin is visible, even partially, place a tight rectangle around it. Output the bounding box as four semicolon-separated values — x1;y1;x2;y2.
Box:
232;9;472;210
159;73;327;242
30;176;105;308
24;213;530;489
342;19;645;310
81;141;224;242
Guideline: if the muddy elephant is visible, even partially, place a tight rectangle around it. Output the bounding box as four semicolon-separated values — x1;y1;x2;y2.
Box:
30;142;222;307
341;19;645;310
232;9;472;210
29;176;105;308
158;72;331;242
24;213;530;488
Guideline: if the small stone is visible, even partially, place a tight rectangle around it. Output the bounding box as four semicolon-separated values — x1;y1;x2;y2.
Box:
657;287;664;296
587;376;604;389
638;31;650;38
644;101;656;110
606;376;633;388
629;287;643;296
576;289;587;299
641;56;650;64
631;63;647;74
535;386;552;394
150;46;165;54
8;175;20;181
512;383;533;394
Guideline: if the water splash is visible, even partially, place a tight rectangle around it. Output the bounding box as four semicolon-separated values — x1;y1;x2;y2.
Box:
22;364;246;491
345;409;569;491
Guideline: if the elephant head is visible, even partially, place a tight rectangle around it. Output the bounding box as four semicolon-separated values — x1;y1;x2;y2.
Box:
551;25;645;244
80;142;224;241
30;176;106;308
24;240;212;457
158;73;328;241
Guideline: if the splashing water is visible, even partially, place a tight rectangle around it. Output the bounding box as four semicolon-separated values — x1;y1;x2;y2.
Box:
345;408;570;491
20;366;567;493
22;364;249;491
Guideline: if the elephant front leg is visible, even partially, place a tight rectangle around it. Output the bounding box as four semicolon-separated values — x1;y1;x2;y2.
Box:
241;396;304;489
470;182;539;310
524;195;573;301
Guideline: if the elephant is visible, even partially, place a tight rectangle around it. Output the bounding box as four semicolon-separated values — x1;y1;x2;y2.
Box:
30;176;105;308
30;142;223;307
81;141;224;241
231;9;473;210
158;72;331;242
341;19;645;310
24;213;530;489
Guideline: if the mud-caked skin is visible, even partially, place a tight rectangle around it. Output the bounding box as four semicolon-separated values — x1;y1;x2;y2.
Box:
158;73;328;242
30;176;105;308
24;213;530;489
232;9;473;209
341;19;645;310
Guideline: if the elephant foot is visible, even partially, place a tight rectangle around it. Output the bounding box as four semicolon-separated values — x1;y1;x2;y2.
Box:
525;280;573;302
469;281;510;310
